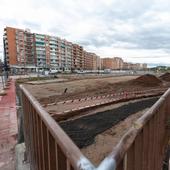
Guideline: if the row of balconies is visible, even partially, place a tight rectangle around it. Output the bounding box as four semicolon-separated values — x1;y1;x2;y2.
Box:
35;34;45;39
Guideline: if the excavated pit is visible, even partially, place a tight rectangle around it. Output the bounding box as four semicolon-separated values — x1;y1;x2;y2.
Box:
60;97;159;149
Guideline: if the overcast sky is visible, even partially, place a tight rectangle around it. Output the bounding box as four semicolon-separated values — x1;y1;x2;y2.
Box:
1;0;170;66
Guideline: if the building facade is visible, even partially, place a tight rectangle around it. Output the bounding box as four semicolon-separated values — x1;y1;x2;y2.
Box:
3;26;147;73
101;57;124;70
34;34;73;71
112;57;124;70
101;58;114;70
72;44;84;70
3;27;37;73
84;51;101;70
3;27;84;72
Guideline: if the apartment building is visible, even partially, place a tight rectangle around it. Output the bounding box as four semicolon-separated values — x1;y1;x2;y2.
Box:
123;62;148;70
112;57;124;70
84;51;101;70
101;57;124;70
101;58;114;70
84;51;92;70
72;44;84;70
3;26;147;72
3;27;17;66
3;27;84;72
3;27;36;73
34;34;73;71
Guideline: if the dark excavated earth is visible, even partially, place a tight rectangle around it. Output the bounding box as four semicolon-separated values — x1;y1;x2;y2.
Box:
60;97;159;148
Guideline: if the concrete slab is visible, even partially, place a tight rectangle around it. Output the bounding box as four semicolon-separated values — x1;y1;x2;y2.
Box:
15;143;30;170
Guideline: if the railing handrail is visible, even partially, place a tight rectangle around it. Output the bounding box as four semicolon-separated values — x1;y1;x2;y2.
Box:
20;84;95;170
20;83;170;170
103;88;170;167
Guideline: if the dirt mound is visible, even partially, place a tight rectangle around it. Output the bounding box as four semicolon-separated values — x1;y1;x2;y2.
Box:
131;74;162;87
160;72;170;81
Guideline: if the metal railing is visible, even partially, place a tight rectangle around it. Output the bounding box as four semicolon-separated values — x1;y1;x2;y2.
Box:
20;84;170;170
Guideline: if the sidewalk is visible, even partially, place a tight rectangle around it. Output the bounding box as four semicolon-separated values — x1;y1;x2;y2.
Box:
0;79;17;170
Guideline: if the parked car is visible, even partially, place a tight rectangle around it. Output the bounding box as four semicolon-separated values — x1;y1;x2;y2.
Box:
49;68;58;74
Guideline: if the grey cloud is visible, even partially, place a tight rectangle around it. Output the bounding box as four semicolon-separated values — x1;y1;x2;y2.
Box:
48;27;69;38
22;21;41;30
77;7;170;52
126;26;170;49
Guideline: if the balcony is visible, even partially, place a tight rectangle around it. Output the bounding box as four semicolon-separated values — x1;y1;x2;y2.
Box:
35;34;45;39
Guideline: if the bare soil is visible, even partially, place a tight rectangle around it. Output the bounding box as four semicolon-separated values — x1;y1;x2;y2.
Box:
131;74;162;86
25;75;157;104
160;72;170;82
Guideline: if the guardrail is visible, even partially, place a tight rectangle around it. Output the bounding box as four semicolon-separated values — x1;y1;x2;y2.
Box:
20;84;170;170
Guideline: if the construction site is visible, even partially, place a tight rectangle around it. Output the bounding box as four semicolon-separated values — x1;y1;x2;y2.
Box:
2;72;170;169
19;72;170;169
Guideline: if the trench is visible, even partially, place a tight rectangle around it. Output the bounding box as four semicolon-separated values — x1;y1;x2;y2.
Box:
60;96;159;148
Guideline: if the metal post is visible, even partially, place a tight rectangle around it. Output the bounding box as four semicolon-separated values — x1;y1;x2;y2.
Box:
1;74;5;89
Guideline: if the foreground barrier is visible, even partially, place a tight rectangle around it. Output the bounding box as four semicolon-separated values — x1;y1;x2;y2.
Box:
20;84;170;170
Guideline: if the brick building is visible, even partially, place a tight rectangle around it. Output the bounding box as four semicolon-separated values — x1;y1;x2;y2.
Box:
72;44;84;70
3;26;147;73
112;57;124;70
84;51;101;70
101;58;114;70
3;27;84;72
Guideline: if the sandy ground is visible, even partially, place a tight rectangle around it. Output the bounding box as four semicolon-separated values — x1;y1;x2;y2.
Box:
81;107;149;166
24;75;138;103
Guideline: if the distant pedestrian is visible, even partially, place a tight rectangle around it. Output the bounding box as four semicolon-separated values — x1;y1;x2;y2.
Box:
64;88;68;94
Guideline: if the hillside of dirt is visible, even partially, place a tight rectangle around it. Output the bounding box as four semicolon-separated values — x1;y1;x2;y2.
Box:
130;74;162;86
24;75;138;104
160;72;170;82
24;74;165;105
